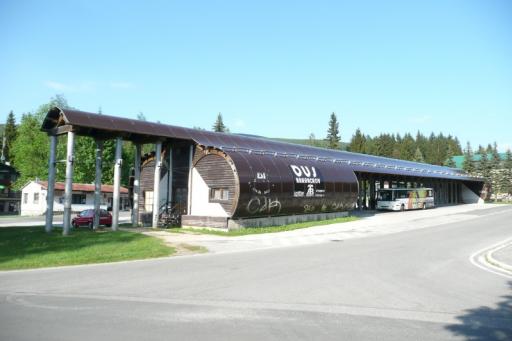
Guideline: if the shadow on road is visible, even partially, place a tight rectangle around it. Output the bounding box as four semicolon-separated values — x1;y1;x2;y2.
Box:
446;282;512;340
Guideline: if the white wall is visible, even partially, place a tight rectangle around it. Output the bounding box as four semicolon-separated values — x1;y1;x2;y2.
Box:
20;181;129;216
461;183;484;204
190;168;228;217
20;182;47;216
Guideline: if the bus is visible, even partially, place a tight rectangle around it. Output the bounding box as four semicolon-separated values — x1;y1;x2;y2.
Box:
376;188;434;211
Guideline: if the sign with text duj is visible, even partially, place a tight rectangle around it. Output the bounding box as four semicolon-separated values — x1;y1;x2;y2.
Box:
290;164;325;198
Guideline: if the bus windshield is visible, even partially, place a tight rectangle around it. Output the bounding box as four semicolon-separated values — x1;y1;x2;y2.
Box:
378;190;393;201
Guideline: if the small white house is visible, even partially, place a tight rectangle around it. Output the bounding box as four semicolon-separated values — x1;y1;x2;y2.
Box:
21;180;129;216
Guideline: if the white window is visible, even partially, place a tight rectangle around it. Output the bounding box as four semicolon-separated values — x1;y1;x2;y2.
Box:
145;191;153;212
72;194;86;204
33;193;39;204
23;193;28;204
210;188;229;201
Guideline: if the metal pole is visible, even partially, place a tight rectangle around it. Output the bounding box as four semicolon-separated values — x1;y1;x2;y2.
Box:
132;143;141;227
112;137;123;231
45;135;57;233
63;131;75;236
93;139;103;230
152;142;162;228
187;144;194;215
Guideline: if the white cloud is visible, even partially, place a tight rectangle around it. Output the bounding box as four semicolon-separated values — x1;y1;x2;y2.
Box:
110;81;136;89
44;81;71;91
44;81;95;92
497;142;512;152
234;118;246;128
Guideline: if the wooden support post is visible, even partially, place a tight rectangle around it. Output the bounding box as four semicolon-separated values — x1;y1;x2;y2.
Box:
187;144;194;215
132;144;141;227
152;142;162;228
112;137;123;231
62;131;75;236
93;139;103;230
45;135;57;233
166;146;173;213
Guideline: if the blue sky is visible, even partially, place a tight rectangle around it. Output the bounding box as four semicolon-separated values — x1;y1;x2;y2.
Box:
1;0;511;151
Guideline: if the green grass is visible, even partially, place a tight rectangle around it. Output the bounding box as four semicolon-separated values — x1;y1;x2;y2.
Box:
0;226;175;271
171;216;359;237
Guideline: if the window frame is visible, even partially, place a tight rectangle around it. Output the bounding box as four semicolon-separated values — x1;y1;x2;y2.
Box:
71;194;86;205
209;188;229;202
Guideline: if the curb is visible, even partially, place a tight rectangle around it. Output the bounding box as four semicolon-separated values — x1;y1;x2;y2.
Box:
470;237;512;279
485;241;512;273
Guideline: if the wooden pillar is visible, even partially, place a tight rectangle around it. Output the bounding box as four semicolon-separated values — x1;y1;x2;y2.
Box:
152;142;162;228
112;137;123;231
93;139;103;230
45;135;57;233
187;144;194;214
369;177;376;210
62;131;75;236
132;143;141;227
166;146;173;212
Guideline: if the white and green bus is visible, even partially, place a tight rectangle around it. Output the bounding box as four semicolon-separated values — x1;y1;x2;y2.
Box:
376;188;435;211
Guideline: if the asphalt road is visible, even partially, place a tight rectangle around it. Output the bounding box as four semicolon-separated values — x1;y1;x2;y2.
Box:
1;206;511;340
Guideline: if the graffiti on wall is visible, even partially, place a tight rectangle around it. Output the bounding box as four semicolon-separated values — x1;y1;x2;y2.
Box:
247;196;282;215
246;171;281;215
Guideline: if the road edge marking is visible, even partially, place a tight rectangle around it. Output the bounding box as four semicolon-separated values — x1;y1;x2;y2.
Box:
469;237;512;279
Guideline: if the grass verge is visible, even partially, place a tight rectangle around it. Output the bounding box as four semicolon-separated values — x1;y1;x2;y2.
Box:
170;216;359;237
0;226;175;271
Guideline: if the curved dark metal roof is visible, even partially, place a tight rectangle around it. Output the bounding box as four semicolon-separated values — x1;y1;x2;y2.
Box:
42;107;482;182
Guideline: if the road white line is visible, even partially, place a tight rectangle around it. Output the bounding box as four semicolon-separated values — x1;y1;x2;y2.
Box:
469;237;512;279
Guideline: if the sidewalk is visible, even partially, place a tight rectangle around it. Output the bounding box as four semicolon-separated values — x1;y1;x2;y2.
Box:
143;204;510;255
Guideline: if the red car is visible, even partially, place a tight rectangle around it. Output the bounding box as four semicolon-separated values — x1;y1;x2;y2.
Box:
72;209;112;228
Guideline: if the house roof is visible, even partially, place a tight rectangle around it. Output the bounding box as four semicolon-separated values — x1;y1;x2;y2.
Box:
37;181;128;194
452;153;508;169
41;107;482;182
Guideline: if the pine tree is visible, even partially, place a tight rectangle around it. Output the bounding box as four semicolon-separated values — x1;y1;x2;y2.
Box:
326;112;340;149
490;142;501;169
462;142;476;174
399;133;416;161
3;111;17;163
443;145;456;167
479;152;491;181
504;149;512;195
413;147;425;163
347;128;366;153
212;113;227;133
452;137;463;154
392;133;402;159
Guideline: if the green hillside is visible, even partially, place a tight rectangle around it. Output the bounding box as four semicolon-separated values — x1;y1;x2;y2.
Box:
269;137;348;151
